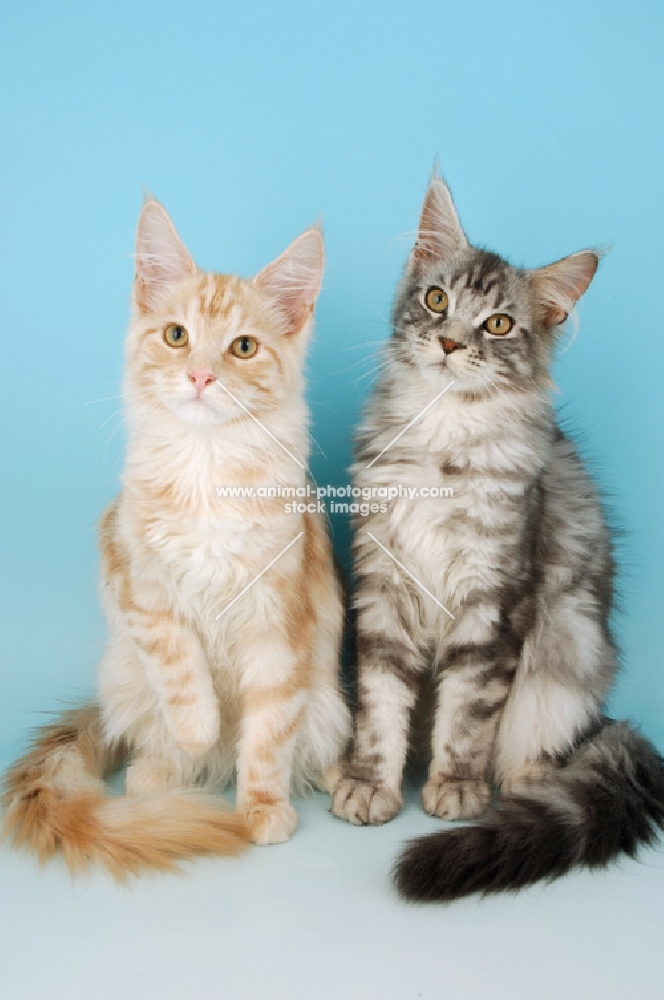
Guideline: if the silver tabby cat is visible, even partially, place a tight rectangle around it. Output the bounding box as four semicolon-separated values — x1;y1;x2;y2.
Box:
331;175;664;900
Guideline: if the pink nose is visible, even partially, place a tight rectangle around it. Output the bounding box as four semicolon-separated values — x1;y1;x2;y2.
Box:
188;371;216;397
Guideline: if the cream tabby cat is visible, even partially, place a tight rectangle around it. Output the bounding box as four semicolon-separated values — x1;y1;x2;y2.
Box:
4;199;350;875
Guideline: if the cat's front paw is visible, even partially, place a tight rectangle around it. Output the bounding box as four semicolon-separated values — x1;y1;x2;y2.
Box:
331;779;401;826
168;700;220;758
422;777;490;820
244;801;297;845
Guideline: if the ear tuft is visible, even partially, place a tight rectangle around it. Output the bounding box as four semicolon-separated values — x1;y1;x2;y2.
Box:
253;227;325;335
134;199;197;312
530;251;599;328
414;174;468;263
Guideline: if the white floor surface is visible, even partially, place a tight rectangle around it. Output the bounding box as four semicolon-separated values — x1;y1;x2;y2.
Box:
1;765;662;1000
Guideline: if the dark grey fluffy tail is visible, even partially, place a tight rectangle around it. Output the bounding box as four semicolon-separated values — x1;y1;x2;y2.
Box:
394;720;664;902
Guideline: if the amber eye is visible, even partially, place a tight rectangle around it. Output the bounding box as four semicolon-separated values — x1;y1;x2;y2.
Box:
484;314;514;336
163;324;189;348
230;335;259;359
425;287;449;313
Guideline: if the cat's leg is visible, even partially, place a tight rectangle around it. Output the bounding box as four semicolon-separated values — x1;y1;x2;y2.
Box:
331;577;427;826
98;629;215;793
235;629;308;845
129;618;218;759
494;594;614;795
100;507;220;762
424;599;517;820
106;584;220;760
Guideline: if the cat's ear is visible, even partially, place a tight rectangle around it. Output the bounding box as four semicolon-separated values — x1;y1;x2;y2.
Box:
414;176;468;263
529;251;599;328
134;198;197;312
253;227;324;336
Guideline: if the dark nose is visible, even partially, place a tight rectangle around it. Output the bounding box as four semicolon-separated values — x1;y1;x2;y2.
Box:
440;337;465;355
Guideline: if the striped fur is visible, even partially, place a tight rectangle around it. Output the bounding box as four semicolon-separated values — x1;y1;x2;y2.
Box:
3;199;350;876
395;721;664;901
331;175;664;899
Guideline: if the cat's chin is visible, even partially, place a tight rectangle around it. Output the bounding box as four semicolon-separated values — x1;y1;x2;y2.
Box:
171;398;236;427
415;359;467;391
417;358;498;395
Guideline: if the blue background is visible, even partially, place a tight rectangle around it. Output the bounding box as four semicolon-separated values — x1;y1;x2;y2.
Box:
1;4;663;998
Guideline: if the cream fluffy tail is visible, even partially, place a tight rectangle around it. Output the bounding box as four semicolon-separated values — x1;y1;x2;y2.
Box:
2;706;249;878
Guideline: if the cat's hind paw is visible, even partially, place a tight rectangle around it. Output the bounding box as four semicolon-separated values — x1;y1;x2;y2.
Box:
500;763;551;796
125;757;176;795
168;699;220;759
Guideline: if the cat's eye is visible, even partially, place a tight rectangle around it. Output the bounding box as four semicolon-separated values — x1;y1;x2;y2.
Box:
230;335;259;359
484;314;514;336
163;324;189;348
425;287;449;313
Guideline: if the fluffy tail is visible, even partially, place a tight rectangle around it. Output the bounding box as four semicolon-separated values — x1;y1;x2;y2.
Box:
2;706;249;878
394;720;664;902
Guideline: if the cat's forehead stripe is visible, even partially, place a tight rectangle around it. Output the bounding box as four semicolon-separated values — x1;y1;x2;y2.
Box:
196;273;239;320
453;251;510;295
438;252;512;313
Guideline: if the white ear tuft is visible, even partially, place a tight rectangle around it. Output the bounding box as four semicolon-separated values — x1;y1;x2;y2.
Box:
134;199;196;312
530;251;599;328
253;227;325;335
414;175;468;263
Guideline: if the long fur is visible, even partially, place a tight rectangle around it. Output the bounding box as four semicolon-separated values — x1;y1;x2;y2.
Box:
394;720;664;900
330;175;664;899
2;706;248;877
3;200;350;877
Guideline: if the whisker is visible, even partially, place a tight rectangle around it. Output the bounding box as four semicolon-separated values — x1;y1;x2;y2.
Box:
333;339;390;353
